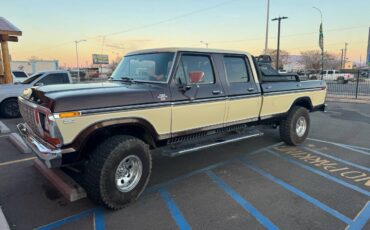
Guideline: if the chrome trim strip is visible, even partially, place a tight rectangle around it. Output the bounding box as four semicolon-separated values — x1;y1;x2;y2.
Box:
80;102;172;115
228;94;260;100
171;97;226;105
263;88;323;96
178;132;263;154
79;94;261;115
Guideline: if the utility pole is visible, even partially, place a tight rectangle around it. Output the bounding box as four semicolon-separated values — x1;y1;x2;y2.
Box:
264;0;270;54
343;42;348;69
340;49;344;69
272;16;288;70
75;40;86;82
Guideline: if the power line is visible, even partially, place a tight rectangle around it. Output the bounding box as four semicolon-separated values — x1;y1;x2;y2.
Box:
23;0;241;55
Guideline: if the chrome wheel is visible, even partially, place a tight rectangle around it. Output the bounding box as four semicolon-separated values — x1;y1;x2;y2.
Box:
115;155;143;192
296;116;307;137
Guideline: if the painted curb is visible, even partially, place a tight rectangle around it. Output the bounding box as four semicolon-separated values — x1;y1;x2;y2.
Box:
0;121;10;134
34;159;87;202
8;133;32;154
0;206;10;230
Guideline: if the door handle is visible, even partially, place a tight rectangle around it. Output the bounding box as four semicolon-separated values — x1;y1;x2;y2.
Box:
247;88;255;92
212;90;222;95
265;86;272;90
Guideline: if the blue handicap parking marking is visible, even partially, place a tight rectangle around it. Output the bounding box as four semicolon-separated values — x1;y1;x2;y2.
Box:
240;159;353;225
302;146;370;173
206;170;279;230
35;207;105;230
266;149;370;197
347;202;370;230
159;188;191;230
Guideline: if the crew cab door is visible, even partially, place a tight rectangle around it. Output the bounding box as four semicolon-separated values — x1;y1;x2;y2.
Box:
170;53;226;135
220;55;262;124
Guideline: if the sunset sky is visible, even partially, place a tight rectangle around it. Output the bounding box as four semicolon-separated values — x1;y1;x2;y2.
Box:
3;0;370;67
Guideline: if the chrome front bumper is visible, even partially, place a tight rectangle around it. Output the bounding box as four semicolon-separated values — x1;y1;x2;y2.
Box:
17;123;62;168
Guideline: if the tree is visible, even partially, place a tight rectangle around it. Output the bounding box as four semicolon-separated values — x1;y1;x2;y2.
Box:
299;50;341;71
265;49;290;70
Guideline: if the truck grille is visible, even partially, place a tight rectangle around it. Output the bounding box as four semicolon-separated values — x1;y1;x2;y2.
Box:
18;98;39;135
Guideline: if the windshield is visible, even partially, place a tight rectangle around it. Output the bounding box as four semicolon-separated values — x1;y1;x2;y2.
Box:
258;63;279;76
22;73;43;84
13;71;28;78
111;52;175;82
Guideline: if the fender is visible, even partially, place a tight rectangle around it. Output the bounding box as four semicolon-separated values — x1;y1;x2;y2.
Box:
62;117;169;153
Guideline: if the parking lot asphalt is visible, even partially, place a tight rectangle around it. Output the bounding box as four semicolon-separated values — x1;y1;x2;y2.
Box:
0;101;369;230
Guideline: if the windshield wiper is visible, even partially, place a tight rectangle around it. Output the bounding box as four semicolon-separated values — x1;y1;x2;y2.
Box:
120;77;137;83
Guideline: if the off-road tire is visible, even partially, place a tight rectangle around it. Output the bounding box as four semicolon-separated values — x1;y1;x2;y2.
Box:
0;98;21;118
279;106;310;146
82;135;152;210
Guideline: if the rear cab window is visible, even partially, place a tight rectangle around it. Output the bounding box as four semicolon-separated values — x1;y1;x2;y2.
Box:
224;56;250;83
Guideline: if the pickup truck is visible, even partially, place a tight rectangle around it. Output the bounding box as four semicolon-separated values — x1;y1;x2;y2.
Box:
309;70;354;83
0;70;72;118
17;48;327;209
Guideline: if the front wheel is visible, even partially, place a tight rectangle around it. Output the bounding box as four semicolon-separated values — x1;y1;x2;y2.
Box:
279;106;310;146
0;98;21;118
82;135;152;210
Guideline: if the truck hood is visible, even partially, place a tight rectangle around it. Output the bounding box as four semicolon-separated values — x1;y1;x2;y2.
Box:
24;81;169;112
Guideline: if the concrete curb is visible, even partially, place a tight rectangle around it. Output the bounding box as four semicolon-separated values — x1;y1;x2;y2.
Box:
0;207;10;230
326;97;370;105
34;159;86;202
8;133;32;154
0;121;10;134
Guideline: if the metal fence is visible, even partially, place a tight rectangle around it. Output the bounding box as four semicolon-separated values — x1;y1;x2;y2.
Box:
300;70;370;100
325;70;370;100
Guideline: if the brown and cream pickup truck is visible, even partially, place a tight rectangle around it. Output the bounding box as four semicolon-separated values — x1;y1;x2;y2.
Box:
17;48;327;209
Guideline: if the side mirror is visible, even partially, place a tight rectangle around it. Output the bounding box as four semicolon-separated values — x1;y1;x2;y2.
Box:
34;82;44;86
188;71;204;84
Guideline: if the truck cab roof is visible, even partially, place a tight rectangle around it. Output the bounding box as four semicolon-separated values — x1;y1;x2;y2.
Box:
126;47;252;56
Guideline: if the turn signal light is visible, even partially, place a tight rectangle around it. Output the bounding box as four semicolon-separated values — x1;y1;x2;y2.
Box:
59;111;81;118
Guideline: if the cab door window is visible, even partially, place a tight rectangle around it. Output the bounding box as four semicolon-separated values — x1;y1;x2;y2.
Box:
175;55;215;85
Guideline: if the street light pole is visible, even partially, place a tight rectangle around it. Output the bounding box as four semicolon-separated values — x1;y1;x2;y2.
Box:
272;16;288;70
200;41;209;48
75;39;86;82
264;0;270;54
313;6;324;78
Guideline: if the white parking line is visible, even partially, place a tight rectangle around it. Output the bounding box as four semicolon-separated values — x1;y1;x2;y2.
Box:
307;138;370;156
0;207;10;230
0;157;36;167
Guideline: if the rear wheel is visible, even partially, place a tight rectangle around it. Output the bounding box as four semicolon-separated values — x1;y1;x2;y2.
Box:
82;135;152;210
279;106;310;146
0;98;20;118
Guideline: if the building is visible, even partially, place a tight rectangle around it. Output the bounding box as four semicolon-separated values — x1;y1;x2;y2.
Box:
11;60;59;75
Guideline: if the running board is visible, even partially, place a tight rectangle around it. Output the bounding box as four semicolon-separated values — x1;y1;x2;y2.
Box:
156;128;263;157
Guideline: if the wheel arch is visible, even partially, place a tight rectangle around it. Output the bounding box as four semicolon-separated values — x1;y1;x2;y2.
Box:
289;97;313;112
64;117;166;161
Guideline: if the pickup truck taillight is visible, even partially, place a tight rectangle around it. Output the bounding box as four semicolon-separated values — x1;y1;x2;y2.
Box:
34;106;63;147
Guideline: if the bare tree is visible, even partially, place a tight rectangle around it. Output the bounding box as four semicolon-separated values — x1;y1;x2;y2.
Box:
265;49;290;70
300;50;341;71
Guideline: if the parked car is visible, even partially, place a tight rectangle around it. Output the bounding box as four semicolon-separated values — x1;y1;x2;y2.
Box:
12;70;29;83
17;48;327;209
309;70;354;83
0;70;72;118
